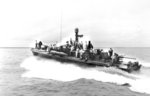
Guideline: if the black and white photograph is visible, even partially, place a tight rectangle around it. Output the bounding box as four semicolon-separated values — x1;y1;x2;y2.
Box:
0;0;150;96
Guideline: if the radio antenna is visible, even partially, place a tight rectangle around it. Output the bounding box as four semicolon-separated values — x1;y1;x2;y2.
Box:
60;10;62;42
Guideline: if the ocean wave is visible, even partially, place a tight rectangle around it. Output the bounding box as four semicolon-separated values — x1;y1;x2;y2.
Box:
21;56;150;94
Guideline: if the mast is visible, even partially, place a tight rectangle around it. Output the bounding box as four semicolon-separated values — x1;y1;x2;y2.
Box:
75;28;83;42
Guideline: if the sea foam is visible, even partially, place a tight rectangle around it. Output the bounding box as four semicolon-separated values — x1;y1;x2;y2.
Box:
21;56;150;94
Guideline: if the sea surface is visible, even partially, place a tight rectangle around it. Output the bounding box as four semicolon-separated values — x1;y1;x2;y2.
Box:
0;47;150;95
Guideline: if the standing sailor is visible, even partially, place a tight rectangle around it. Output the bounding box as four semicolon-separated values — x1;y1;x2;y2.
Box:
39;41;43;49
87;41;93;50
109;48;113;58
70;38;73;46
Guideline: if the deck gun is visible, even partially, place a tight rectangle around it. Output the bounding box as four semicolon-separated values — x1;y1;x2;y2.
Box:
119;55;136;60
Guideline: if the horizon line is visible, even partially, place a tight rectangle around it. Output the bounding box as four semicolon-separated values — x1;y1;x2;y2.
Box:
1;46;150;48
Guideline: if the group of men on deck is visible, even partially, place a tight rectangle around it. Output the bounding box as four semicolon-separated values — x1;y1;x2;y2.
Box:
35;39;117;63
35;40;43;49
64;39;94;59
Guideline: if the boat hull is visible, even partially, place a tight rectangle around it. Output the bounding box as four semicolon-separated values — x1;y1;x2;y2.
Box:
31;48;110;66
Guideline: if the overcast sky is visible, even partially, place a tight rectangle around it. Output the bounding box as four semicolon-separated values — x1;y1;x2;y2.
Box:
0;0;150;47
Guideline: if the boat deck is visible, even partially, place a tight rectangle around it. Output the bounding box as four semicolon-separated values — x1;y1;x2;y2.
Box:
31;48;110;67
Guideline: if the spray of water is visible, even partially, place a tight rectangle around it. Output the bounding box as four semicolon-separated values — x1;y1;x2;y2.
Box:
21;56;150;94
140;60;150;67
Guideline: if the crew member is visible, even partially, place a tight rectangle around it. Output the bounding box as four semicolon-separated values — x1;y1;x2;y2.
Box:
39;41;43;49
112;53;120;66
109;48;113;58
70;38;73;46
87;41;93;50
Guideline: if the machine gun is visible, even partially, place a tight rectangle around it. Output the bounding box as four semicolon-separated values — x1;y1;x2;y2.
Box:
119;55;136;60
